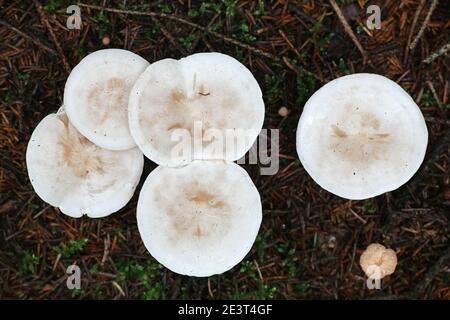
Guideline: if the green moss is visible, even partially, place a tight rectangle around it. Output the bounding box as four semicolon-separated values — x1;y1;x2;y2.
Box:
19;250;39;275
296;70;317;106
230;261;278;299
115;259;165;300
43;0;68;13
53;238;88;258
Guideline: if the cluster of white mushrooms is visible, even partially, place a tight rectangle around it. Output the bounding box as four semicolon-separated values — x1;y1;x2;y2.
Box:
26;49;265;277
27;49;428;279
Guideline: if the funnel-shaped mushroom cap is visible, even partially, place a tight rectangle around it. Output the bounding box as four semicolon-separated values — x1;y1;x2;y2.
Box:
26;110;144;218
64;49;149;150
296;73;428;200
137;161;262;276
360;243;397;279
129;52;265;166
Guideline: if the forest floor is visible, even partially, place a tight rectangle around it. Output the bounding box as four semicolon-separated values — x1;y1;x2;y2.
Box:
0;0;449;299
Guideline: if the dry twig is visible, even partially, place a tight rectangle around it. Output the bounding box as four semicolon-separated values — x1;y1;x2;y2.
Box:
33;0;71;73
409;0;439;51
423;42;450;64
328;0;368;63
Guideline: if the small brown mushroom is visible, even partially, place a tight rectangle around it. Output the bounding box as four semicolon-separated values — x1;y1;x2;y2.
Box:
360;243;397;279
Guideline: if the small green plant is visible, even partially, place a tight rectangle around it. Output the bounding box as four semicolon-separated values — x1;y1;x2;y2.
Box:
199;2;222;15
53;238;88;258
360;202;376;214
209;21;224;32
188;8;200;17
309;13;326;34
179;34;197;50
43;0;67;13
19;250;39;275
254;0;267;17
254;229;271;262
93;13;110;37
420;89;437;107
233;261;278;299
75;43;88;59
158;3;172;14
143;24;160;39
18;72;30;81
115;260;165;299
296;70;317;106
294;281;310;294
317;32;335;53
276;243;297;279
237;22;256;43
338;58;351;75
264;74;283;103
71;288;84;298
93;287;103;299
3;90;16;105
28;203;40;209
222;0;238;17
89;263;99;274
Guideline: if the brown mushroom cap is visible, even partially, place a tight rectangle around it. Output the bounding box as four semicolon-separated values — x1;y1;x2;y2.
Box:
360;243;397;279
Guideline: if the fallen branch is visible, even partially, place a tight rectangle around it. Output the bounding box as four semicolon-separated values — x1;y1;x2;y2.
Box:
404;0;426;65
423;42;450;64
409;0;439;51
33;0;71;73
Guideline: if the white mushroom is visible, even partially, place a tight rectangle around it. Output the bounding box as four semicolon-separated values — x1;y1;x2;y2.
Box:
26;108;144;218
296;73;428;200
128;52;265;167
136;160;262;276
64;49;149;150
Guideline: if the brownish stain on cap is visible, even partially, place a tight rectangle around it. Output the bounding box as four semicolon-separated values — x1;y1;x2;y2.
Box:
153;178;230;242
332;125;347;138
171;88;185;105
188;190;225;209
329;112;391;164
87;77;128;124
58;120;106;178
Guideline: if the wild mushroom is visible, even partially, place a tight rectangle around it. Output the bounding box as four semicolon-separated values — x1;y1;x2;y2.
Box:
64;49;149;151
296;73;428;200
26;108;144;218
136;160;262;276
128;52;265;167
360;243;397;279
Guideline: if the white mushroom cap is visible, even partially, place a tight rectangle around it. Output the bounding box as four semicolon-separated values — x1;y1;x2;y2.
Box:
136;160;262;276
64;49;149;150
296;73;428;200
360;243;397;279
128;52;265;166
26;109;144;218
